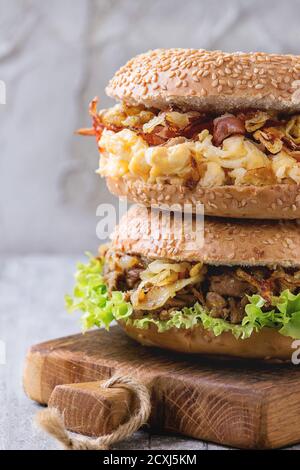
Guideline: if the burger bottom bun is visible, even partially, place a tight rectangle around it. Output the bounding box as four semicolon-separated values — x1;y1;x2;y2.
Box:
107;177;300;220
119;321;295;361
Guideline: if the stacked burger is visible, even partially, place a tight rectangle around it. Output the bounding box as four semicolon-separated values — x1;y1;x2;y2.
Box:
67;49;300;360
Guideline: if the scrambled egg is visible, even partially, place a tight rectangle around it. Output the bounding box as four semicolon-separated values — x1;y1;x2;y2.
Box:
272;152;300;183
98;129;149;178
145;144;192;180
98;128;300;186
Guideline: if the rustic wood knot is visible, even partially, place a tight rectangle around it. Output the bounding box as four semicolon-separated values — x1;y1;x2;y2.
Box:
35;375;151;450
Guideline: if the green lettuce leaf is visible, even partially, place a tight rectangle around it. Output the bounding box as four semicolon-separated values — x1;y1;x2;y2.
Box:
274;290;300;339
65;254;132;331
129;305;255;339
66;256;300;340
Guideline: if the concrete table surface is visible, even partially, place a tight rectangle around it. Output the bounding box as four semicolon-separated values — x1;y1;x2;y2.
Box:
0;256;299;450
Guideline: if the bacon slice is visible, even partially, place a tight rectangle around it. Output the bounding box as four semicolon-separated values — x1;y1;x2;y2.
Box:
139;115;213;145
78;100;300;166
76;97;111;139
213;115;246;146
282;137;300;160
76;127;97;136
181;118;214;140
78;98;215;146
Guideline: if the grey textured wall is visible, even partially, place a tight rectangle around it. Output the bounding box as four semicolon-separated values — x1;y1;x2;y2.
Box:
1;0;299;254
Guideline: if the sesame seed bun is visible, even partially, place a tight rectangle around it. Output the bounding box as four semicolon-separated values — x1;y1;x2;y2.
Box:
106;49;300;113
120;320;294;360
107;177;300;220
110;204;300;268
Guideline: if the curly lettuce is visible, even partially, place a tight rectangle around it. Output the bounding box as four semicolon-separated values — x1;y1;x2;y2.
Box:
65;254;132;331
65;256;300;340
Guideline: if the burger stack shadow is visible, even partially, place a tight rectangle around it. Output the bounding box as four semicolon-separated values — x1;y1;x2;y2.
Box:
68;49;300;361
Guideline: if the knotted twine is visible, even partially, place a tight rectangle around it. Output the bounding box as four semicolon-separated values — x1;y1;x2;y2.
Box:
36;375;151;450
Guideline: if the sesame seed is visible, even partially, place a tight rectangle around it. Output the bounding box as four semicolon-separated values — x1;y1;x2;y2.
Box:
106;48;300;111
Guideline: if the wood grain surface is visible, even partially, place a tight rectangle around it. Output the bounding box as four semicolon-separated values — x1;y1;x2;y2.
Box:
23;326;300;449
48;381;135;437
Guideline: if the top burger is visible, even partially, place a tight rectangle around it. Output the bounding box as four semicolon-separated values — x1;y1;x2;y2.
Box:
79;49;300;219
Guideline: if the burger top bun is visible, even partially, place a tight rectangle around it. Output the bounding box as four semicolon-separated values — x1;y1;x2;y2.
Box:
106;49;300;113
110;204;300;268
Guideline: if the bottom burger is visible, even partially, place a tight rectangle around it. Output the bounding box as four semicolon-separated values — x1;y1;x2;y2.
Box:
66;205;300;360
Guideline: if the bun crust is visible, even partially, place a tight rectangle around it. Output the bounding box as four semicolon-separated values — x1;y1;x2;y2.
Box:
106;49;300;113
110;204;300;267
107;177;300;220
120;321;294;360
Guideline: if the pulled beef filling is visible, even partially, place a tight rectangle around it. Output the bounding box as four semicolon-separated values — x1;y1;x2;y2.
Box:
101;249;300;325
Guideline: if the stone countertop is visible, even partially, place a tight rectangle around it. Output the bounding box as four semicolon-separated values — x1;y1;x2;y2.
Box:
0;255;298;450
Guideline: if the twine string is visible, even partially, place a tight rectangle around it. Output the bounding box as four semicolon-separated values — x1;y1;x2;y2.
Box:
36;375;151;450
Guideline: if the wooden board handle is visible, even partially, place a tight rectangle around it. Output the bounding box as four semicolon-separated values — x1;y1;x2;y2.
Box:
48;380;136;437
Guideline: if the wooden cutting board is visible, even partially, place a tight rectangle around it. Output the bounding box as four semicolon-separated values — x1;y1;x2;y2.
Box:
23;326;300;449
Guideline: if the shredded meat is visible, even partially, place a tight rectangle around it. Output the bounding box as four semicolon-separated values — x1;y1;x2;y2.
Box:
126;267;144;289
103;269;126;292
205;292;247;324
102;249;300;326
162;298;187;309
228;297;248;324
235;268;274;303
270;268;300;292
191;287;205;304
206;292;229;319
209;272;253;298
